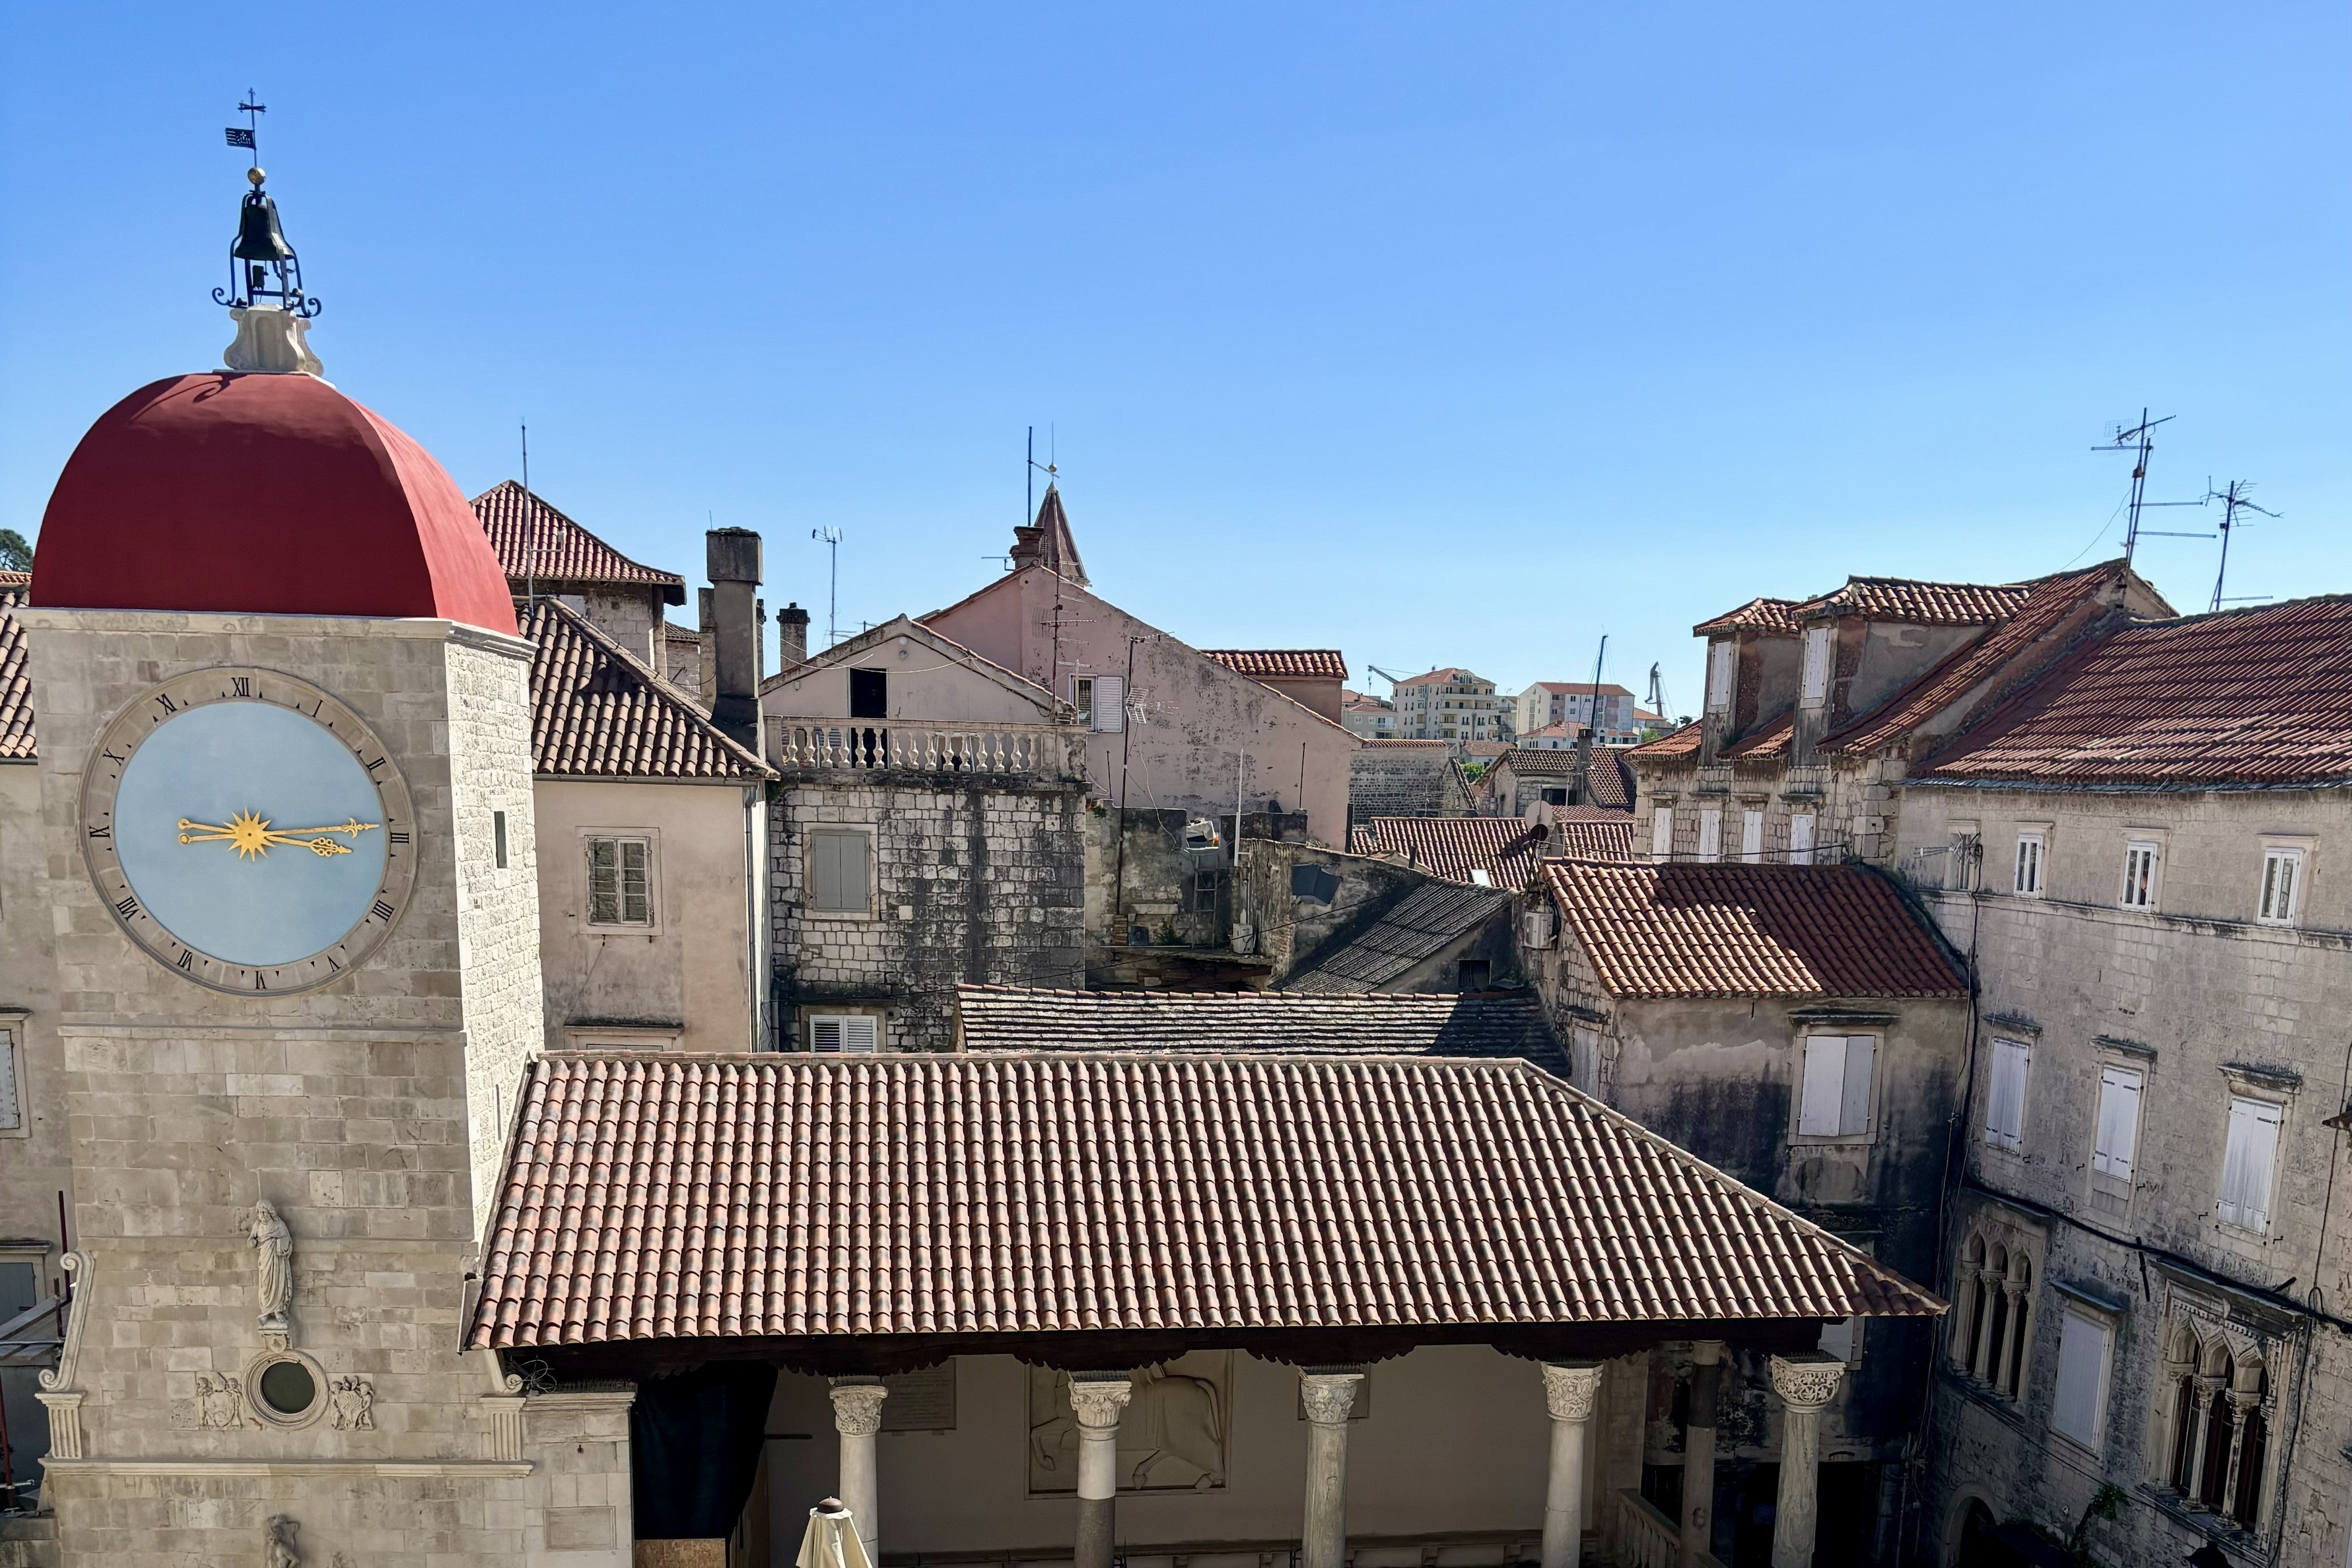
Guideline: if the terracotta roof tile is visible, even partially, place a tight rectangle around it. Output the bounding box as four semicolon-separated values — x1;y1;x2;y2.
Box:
1629;720;1703;761
1795;576;2030;627
1277;886;1521;998
1349;816;1549;887
1693;598;1801;636
1544;860;1967;999
1548;816;1640;861
1202;649;1349;681
474;482;687;603
467;1050;1942;1348
1917;593;2352;789
526;599;771;780
1720;711;1794;761
959;983;1549;1061
0;575;29;761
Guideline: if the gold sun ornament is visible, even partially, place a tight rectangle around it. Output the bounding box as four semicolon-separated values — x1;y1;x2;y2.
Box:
179;812;379;860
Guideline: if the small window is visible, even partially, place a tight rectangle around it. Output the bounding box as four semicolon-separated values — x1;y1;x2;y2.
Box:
1706;641;1734;714
1456;959;1491;992
2092;1064;2144;1182
1741;810;1764;864
1796;1033;1875;1138
1697;809;1722;863
807;828;872;914
1818;1314;1859;1364
1789;813;1816;867
1800;626;1832;706
1541;787;1569;806
1986;1038;2030;1151
2258;847;2303;926
493;810;508;870
2121;840;2160;909
810;1014;880;1054
1947;831;1978;892
0;1026;20;1133
1651;807;1673;861
1072;676;1095;725
2050;1310;2113;1450
850;668;888;720
586;836;652;926
1570;1026;1600;1093
2014;833;2043;896
2218;1096;2284;1232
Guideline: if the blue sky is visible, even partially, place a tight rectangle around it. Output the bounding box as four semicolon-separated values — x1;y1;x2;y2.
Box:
3;3;2345;715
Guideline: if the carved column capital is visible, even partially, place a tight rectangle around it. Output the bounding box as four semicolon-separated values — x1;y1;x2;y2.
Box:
829;1377;888;1437
1542;1361;1605;1422
1299;1367;1365;1427
1769;1352;1845;1413
1066;1374;1135;1431
2194;1374;2226;1410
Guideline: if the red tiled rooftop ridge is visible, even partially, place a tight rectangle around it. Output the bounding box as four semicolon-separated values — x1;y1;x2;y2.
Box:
466;1051;1942;1348
525;599;771;781
1917;593;2352;789
1693;598;1801;637
1629;720;1701;760
1202;649;1349;681
474;481;687;601
1793;576;2031;627
1349;816;1549;887
1544;859;1967;999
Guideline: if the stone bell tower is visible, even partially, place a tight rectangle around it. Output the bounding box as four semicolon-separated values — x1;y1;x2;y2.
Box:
15;160;631;1566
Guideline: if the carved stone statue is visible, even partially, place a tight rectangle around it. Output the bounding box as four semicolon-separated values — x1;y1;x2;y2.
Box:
265;1515;301;1568
329;1376;376;1431
242;1201;295;1332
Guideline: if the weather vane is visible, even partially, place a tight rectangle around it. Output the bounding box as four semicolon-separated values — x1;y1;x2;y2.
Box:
215;90;320;321
225;91;265;164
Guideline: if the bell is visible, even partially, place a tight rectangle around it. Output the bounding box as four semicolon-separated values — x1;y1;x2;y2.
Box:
233;191;297;262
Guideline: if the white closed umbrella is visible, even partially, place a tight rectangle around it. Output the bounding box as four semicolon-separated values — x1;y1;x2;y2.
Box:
797;1498;873;1568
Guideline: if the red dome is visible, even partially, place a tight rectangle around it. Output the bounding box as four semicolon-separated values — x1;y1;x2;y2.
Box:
34;373;516;635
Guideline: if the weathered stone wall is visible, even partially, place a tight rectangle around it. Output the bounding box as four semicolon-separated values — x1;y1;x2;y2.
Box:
771;773;1086;1051
1233;839;1422;980
1348;745;1468;827
0;760;66;1256
564;586;666;672
1902;781;2352;1567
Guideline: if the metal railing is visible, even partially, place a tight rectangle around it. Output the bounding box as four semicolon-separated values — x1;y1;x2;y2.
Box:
772;722;1081;778
1614;1490;1727;1568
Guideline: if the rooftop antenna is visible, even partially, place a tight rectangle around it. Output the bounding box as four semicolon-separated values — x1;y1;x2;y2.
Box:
2094;410;2205;565
520;422;535;604
811;526;842;649
2204;479;2280;613
1586;634;1609;737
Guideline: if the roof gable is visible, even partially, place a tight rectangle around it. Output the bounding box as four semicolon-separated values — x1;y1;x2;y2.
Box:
1009;483;1086;586
760;613;1060;713
473;481;687;605
1279;885;1522;998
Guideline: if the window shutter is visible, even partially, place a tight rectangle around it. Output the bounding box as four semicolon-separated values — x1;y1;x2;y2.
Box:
2050;1311;2110;1447
1093;675;1125;733
0;1032;17;1131
1987;1039;2029;1149
588;838;619;924
1707;641;1733;712
1789;814;1815;866
842;1016;880;1054
809;832;840;911
1801;627;1831;704
2221;1098;2282;1229
1741;811;1764;864
620;839;650;924
1799;1035;1849;1136
2092;1066;2143;1180
811;1016;844;1052
1819;1316;1857;1363
1840;1035;1876;1135
1698;811;1722;861
1652;808;1673;860
840;832;869;911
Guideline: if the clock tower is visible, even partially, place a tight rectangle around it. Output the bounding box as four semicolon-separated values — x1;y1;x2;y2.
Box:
18;168;631;1565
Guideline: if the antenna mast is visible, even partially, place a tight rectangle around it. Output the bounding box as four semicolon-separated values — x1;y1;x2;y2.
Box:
2094;410;2210;564
2205;480;2280;613
520;423;535;605
811;526;842;649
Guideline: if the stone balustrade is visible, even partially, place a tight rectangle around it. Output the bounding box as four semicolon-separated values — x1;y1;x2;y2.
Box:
1613;1490;1728;1568
772;721;1080;778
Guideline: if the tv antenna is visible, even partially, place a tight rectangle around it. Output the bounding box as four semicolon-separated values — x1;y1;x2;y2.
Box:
1026;425;1058;524
2204;479;2280;613
2094;410;2206;564
520;422;536;604
811;525;842;649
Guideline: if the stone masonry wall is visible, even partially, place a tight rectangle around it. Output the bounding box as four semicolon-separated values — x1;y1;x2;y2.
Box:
771;773;1086;1051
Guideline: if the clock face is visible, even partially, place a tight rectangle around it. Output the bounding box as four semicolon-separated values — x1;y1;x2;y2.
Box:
79;667;417;994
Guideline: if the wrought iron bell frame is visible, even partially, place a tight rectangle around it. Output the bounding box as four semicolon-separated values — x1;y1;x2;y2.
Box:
214;173;322;319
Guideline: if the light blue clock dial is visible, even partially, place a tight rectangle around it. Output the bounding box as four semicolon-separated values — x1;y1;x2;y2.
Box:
114;702;389;966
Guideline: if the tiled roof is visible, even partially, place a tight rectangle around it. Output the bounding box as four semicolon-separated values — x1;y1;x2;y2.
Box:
1358;737;1449;749
1278;885;1523;1000
1544;860;1967;999
1349;816;1548;887
467;1050;1941;1348
473;481;687;603
0;574;30;761
1589;752;1635;809
1795;576;2031;627
1203;649;1349;681
1720;711;1794;761
1008;483;1087;586
1917;593;2352;789
525;599;771;780
1693;598;1801;636
1393;667;1485;686
1527;682;1637;697
958;983;1550;1063
1548;815;1639;861
1629;720;1702;760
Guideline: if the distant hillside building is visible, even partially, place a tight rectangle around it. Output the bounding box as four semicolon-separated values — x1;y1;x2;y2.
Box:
1394;667;1501;743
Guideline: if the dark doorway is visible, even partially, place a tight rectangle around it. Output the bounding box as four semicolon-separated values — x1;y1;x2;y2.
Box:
1456;959;1491;992
850;668;888;719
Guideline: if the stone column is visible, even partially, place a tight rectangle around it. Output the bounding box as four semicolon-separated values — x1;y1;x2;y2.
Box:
1768;1353;1844;1568
1069;1374;1135;1568
1968;1270;2000;1379
1989;1282;2026;1393
1541;1362;1605;1568
2186;1375;2223;1504
1300;1367;1368;1568
1681;1342;1724;1568
828;1377;889;1556
2218;1390;2258;1518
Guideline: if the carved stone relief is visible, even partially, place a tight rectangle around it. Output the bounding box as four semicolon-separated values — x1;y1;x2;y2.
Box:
1027;1353;1231;1494
329;1376;376;1431
265;1515;302;1568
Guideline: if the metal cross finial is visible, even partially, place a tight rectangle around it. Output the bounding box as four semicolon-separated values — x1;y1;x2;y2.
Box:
227;91;267;167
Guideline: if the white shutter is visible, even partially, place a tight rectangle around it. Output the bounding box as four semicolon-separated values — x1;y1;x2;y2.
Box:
1652;807;1674;860
1799;1035;1850;1136
2091;1066;2143;1180
1697;810;1722;862
1741;811;1764;864
0;1032;17;1131
1840;1035;1876;1135
811;1016;843;1052
1707;641;1734;712
841;1016;880;1054
1093;674;1125;734
1801;627;1832;704
1789;813;1815;866
1986;1039;2029;1150
2219;1098;2282;1230
2050;1311;2111;1448
1818;1316;1858;1363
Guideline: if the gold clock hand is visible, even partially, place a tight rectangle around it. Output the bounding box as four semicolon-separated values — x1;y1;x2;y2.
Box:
177;812;381;860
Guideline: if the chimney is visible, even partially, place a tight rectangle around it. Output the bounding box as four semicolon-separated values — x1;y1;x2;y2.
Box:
1573;722;1595;804
778;601;810;669
706;528;764;755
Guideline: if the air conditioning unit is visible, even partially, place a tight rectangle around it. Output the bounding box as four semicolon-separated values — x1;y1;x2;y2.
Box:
1521;907;1556;949
1182;818;1223;853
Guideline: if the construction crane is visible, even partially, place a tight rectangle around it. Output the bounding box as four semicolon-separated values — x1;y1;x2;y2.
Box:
1646;663;1675;726
1364;664;1415;691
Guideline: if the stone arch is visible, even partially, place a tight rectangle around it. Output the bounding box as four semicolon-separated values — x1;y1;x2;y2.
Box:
1941;1489;2000;1568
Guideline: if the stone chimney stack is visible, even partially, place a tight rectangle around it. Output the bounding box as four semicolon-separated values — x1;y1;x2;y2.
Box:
706;528;764;755
778;601;810;669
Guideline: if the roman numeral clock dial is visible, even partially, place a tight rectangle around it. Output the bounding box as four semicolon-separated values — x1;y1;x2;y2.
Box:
78;667;417;995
